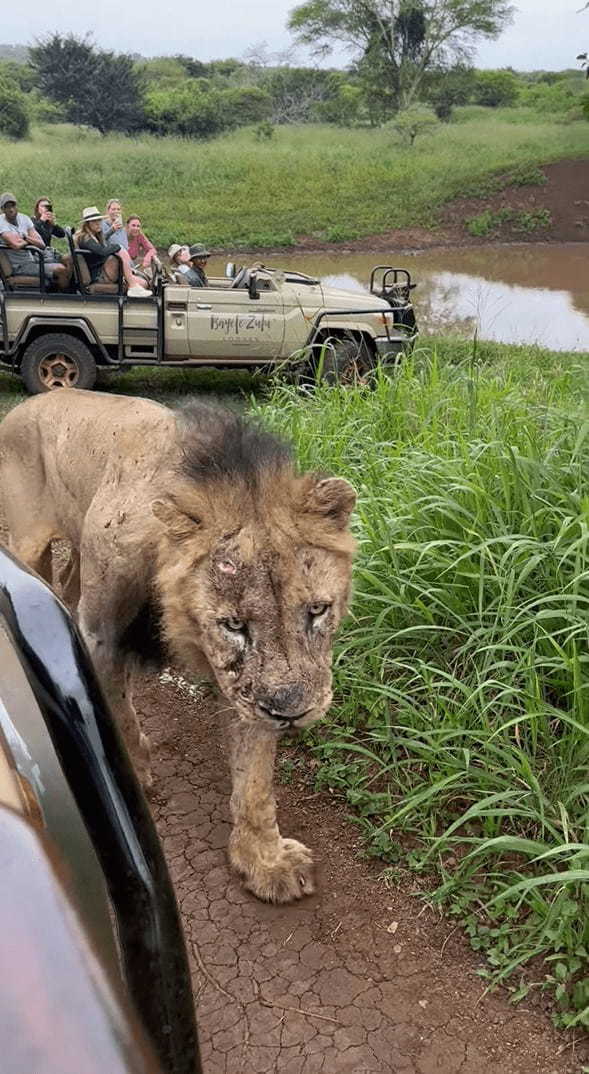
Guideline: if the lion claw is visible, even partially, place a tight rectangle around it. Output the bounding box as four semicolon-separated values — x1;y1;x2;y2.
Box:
230;833;315;904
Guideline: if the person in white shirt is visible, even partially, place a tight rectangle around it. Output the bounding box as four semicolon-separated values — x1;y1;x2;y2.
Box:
0;192;70;290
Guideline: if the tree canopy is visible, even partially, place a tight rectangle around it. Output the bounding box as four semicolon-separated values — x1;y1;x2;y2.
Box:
29;34;144;134
288;0;514;107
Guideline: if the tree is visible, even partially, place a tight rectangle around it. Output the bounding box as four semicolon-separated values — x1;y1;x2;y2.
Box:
288;0;514;110
0;78;29;139
473;68;518;107
423;63;476;119
29;34;144;134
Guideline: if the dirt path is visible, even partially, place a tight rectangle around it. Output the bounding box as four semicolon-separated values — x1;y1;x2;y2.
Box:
137;673;587;1074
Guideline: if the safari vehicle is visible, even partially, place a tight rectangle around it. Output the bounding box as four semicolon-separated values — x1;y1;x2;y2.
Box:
0;546;202;1074
0;233;417;392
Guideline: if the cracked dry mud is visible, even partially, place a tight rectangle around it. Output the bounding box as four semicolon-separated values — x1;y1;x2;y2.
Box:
137;674;588;1074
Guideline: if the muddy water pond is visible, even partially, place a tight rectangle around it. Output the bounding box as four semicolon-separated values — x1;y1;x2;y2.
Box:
212;243;589;353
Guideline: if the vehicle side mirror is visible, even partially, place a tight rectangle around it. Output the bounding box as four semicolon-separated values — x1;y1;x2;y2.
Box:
248;272;260;301
225;262;236;278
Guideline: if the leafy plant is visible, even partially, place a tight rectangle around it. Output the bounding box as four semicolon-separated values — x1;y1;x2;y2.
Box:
390;104;439;147
465;206;552;236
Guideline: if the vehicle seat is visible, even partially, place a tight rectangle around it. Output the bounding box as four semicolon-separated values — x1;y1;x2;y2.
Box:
74;251;119;295
0;249;40;290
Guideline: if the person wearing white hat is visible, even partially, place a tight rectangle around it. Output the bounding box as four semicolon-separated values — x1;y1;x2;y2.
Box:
74;207;151;296
167;242;193;284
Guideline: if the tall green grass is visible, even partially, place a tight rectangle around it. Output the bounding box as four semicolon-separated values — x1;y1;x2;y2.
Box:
1;113;588;248
256;339;589;1025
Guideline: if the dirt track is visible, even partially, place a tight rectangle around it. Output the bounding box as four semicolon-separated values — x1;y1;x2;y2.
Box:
138;672;588;1074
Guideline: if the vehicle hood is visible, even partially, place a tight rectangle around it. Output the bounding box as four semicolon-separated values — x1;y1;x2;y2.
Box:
319;284;389;311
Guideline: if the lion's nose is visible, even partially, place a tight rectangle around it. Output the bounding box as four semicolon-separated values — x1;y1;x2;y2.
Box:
256;685;305;722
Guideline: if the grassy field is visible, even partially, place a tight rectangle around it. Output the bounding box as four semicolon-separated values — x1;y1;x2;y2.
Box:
254;340;589;1028
1;110;589;248
0;337;588;1025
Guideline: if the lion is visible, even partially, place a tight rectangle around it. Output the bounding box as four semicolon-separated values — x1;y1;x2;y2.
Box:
0;391;356;903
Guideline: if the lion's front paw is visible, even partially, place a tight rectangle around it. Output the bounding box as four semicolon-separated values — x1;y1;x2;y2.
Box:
229;832;315;903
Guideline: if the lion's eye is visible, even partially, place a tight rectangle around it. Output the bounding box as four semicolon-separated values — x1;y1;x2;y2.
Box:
223;617;247;633
308;602;329;618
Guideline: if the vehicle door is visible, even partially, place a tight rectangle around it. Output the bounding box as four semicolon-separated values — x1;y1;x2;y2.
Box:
185;276;284;360
163;284;189;357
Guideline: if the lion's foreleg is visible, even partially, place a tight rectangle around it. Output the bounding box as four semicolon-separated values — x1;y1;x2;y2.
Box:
227;720;314;903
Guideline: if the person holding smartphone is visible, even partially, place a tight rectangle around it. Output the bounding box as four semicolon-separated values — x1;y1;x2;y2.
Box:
101;198;129;249
33;197;67;247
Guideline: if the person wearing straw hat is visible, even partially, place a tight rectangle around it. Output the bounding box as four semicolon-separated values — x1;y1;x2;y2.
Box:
75;207;151;296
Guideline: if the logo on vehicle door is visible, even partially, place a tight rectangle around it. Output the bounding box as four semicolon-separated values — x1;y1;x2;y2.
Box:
210;313;269;335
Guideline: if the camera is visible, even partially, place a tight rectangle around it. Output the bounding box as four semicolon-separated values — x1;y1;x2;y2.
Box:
45;204;53;212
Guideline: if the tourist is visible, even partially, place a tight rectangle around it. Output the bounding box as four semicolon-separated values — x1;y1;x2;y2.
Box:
76;206;150;295
101;198;128;249
126;215;156;269
0;191;70;290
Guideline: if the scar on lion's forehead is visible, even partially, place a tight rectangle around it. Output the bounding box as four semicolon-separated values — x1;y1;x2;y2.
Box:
218;559;237;575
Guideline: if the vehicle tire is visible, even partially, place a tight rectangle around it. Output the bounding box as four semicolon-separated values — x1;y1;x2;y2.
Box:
320;339;361;386
319;337;374;386
20;335;97;394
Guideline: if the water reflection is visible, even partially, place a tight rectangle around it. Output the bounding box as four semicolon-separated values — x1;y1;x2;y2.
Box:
242;244;589;353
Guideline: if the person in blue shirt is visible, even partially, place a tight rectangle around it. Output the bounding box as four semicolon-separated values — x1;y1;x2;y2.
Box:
101;199;129;250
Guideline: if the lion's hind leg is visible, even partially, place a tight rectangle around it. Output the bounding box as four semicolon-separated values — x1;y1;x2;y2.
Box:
1;452;58;584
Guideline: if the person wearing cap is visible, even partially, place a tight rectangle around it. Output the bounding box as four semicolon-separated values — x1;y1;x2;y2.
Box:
187;243;210;288
74;207;151;296
0;192;70;290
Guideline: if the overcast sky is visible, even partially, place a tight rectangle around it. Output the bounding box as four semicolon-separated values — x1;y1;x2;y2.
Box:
3;1;584;71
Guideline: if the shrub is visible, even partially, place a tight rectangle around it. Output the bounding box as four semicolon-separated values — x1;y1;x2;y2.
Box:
390;104;438;146
465;207;552;237
0;79;29;139
517;80;578;114
254;120;275;141
474;70;519;108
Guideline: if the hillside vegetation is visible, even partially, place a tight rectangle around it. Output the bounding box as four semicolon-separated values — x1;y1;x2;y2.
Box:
2;112;589;249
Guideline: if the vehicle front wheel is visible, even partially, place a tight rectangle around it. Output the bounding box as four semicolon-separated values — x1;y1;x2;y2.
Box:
318;337;373;386
20;335;97;394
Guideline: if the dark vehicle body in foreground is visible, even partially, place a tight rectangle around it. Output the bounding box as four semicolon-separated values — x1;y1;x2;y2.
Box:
0;546;202;1074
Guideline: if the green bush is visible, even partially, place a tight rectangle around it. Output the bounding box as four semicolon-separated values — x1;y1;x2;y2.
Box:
389;104;438;146
466;206;552;237
517;80;578;114
0;78;29;139
474;70;519;108
144;83;271;138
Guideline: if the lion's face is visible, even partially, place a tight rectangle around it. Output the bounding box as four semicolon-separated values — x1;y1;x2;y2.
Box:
153;474;356;730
